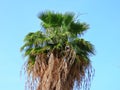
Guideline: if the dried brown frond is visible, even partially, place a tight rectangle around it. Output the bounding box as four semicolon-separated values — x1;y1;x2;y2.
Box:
22;49;94;90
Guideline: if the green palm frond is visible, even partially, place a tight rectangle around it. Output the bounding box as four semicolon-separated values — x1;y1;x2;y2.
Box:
21;31;49;55
69;22;89;36
63;12;74;26
69;38;94;66
70;38;94;56
39;11;63;28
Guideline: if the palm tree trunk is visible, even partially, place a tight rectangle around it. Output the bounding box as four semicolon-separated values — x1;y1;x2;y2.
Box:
37;53;73;90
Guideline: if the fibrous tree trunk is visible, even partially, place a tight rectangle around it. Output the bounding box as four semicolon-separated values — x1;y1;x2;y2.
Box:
25;50;93;90
37;52;75;90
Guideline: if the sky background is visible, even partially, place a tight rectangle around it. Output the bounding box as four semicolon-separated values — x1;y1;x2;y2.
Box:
0;0;120;90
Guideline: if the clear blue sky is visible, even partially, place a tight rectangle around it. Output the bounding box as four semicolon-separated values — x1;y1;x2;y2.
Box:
0;0;120;90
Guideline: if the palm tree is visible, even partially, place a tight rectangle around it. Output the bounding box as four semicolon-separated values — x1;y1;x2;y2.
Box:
20;11;95;90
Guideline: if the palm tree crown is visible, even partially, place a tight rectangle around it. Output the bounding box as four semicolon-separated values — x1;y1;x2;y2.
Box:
21;11;95;90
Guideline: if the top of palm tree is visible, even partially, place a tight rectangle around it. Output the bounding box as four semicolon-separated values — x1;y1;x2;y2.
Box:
21;11;94;59
20;11;95;90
